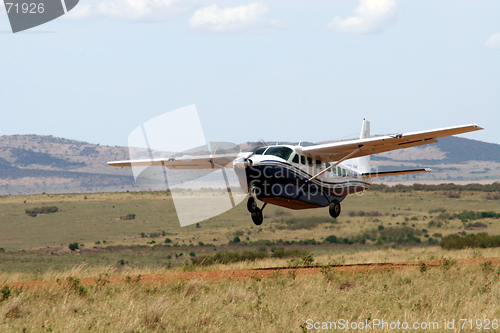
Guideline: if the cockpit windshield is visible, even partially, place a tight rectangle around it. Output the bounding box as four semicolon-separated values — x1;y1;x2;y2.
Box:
252;147;267;155
264;146;294;161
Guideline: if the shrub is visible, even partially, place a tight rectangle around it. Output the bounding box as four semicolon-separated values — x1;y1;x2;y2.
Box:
440;233;500;249
25;206;59;217
465;222;488;230
230;236;241;244
0;286;11;301
66;276;87;296
164;238;172;243
0;248;5;252
121;214;136;220
68;242;79;251
324;235;339;244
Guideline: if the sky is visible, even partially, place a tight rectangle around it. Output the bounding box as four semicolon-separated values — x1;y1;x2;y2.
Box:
1;0;499;147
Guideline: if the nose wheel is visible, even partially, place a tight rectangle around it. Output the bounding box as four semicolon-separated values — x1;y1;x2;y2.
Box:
247;197;266;225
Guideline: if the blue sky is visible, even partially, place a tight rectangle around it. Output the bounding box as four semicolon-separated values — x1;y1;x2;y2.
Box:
1;0;499;147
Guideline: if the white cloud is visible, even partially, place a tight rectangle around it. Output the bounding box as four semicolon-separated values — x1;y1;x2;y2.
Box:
64;0;194;21
484;33;500;50
326;0;398;36
189;3;284;34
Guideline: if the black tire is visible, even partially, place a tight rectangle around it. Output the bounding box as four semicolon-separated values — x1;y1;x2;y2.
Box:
247;197;257;213
251;207;263;225
329;200;341;218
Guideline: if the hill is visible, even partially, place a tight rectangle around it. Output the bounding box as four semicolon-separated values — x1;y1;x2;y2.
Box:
0;135;135;195
0;134;499;195
371;136;500;183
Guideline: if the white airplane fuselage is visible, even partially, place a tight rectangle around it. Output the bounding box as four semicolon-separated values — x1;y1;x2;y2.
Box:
238;145;372;210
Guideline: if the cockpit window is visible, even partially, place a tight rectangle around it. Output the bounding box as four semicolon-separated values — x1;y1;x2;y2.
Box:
252;147;267;155
264;146;294;161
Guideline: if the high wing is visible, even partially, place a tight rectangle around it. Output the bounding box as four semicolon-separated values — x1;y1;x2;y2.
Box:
361;168;432;178
107;154;237;169
299;124;483;160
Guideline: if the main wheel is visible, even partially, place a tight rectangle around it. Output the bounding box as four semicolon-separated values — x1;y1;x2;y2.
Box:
329;200;341;218
247;197;257;213
251;207;263;225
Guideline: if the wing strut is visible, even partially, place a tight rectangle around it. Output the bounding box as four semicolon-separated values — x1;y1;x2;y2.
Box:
307;145;363;182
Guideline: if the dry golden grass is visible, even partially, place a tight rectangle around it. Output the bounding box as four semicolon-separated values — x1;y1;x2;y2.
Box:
2;247;500;332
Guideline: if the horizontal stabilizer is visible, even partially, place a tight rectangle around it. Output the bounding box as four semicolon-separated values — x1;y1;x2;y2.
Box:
361;168;431;178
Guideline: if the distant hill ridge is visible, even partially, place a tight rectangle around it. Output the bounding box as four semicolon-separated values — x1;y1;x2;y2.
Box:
0;134;499;195
373;136;500;164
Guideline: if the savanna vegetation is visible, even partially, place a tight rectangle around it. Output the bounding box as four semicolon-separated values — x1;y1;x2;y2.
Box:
1;184;500;331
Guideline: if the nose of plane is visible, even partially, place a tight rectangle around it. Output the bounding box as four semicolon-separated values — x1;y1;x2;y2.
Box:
233;156;250;170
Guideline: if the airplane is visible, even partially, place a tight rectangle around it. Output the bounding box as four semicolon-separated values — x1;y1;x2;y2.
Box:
108;120;483;226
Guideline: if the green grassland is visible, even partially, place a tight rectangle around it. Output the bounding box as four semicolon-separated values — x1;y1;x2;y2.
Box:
1;188;500;251
0;187;499;274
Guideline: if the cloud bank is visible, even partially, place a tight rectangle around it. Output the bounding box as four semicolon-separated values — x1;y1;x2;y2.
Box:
189;3;284;34
64;0;194;21
326;0;398;36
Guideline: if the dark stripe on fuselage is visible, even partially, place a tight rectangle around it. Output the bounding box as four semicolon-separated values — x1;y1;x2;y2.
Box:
246;160;371;209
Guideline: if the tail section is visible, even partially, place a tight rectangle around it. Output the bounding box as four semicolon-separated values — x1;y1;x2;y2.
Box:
356;119;370;173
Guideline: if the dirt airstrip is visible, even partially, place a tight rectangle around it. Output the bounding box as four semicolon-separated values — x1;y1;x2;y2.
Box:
4;257;500;290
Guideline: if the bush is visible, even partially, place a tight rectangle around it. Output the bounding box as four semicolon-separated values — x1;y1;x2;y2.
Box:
324;235;339;244
0;248;5;252
465;222;488;230
121;214;136;220
0;285;11;301
230;236;241;244
68;242;79;251
440;233;500;249
164;238;172;243
25;206;59;217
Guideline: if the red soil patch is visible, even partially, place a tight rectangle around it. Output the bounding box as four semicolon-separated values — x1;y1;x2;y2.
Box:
4;257;500;290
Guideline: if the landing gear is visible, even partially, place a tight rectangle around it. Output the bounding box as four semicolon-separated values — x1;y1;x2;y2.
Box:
247;196;266;225
329;200;341;218
247;196;257;213
251;207;263;225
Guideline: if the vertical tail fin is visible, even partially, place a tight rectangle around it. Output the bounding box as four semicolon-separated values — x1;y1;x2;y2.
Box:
356;119;370;173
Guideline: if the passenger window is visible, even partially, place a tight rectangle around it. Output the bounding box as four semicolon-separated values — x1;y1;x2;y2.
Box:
301;156;306;165
316;160;322;169
292;154;299;164
307;157;313;167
